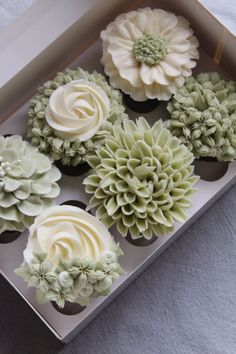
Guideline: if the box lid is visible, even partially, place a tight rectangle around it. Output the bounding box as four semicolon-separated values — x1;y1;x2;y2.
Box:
0;0;235;123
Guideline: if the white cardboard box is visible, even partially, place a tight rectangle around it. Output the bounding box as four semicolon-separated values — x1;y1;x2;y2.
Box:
0;0;235;343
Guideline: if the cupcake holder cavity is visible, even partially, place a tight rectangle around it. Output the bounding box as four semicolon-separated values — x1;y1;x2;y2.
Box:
193;158;229;181
0;6;236;344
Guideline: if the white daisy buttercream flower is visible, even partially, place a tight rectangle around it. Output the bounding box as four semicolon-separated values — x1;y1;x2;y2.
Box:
101;8;199;101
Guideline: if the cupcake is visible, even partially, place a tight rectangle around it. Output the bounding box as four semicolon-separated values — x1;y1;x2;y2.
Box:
84;117;199;243
27;67;126;176
15;205;124;310
101;7;199;112
0;135;61;240
167;72;236;180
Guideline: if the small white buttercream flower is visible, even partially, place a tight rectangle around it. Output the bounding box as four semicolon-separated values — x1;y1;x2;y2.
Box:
100;250;117;265
58;271;74;288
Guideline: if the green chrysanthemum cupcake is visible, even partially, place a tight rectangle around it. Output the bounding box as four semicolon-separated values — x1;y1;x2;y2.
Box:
0;135;61;234
84;117;199;240
167;72;236;161
27;67;127;167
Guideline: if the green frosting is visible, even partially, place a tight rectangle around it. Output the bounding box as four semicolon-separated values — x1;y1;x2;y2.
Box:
0;136;61;233
133;33;168;66
15;245;124;308
167;72;236;161
84;118;199;240
27;67;127;166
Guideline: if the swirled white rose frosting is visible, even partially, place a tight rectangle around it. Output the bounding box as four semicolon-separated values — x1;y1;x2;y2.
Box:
24;205;116;267
46;80;110;141
101;8;199;101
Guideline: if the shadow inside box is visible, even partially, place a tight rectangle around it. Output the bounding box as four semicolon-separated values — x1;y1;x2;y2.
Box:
123;95;170;123
125;233;158;247
0;230;21;244
123;94;160;113
55;160;91;177
60;199;95;217
3;133;27;140
0;275;63;354
51;300;85;316
60;199;87;210
193;158;229;181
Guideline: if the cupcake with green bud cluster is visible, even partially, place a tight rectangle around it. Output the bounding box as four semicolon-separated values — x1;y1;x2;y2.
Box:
84;117;199;240
167;72;236;161
27;67;126;175
0;135;61;236
15;205;124;309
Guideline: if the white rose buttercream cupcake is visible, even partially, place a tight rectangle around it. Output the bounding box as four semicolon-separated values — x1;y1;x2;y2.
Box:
45;80;110;143
15;205;124;310
101;7;199;112
27;67;126;176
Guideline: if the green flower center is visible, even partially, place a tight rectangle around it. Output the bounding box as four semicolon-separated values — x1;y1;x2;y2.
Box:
133;33;168;66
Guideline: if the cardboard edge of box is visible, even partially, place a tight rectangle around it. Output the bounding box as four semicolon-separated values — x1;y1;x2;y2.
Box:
0;0;235;126
0;0;134;123
0;0;236;342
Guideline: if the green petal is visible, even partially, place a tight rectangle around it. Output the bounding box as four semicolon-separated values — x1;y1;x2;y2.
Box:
21;156;36;178
17;197;44;216
117;219;128;237
8;165;23;178
100;172;119;188
0;206;22;221
169;207;187;223
14;181;31;200
0;193;19;207
45;183;60;198
31;153;51;173
122;214;135;227
133;164;155;178
3;177;22;192
31;181;52;195
1;148;19;163
106;197;119;216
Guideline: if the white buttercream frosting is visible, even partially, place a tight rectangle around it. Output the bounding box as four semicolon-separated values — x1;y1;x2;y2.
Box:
101;7;199;101
45;80;110;141
24;205;115;267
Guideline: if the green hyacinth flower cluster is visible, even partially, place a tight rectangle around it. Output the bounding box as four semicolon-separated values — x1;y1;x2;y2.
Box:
0;136;61;234
15;245;124;308
167;72;236;161
84;118;199;240
27;67;127;166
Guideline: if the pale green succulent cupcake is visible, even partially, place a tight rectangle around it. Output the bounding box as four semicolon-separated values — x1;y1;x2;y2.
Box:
0;135;61;234
167;72;236;161
84;117;199;240
27;67;126;167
